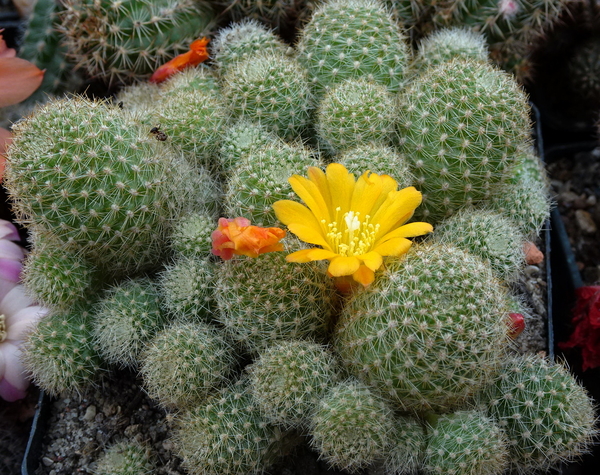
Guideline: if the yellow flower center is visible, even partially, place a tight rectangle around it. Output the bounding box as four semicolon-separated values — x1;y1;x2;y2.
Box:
324;207;380;256
0;314;6;343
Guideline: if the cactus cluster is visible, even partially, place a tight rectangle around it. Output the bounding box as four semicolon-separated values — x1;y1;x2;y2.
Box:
6;1;589;475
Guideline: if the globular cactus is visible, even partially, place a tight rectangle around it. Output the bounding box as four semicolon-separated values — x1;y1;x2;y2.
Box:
309;378;397;473
211;19;292;76
21;305;105;397
58;0;217;85
169;213;217;260
94;439;156;475
92;277;166;368
221;50;314;140
21;231;101;311
214;238;336;355
488;146;551;239
219;120;279;174
396;57;532;225
315;78;397;154
17;0;80;103
423;410;509;475
478;353;597;474
433;207;526;283
296;0;410;96
140;321;238;409
247;339;341;428
224;136;320;227
412;27;489;75
172;378;290;475
334;241;511;412
159;256;217;323
116;81;162;116
383;415;426;475
4;96;196;276
336;142;414;188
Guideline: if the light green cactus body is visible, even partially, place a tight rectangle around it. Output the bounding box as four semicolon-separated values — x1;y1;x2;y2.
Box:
488;147;551;239
219;120;280;174
92;277;166;368
17;0;80;103
58;0;217;84
5;96;195;276
296;0;410;97
160;65;221;94
115;82;162;116
94;440;156;475
248;339;341;428
211;19;292;76
315;78;397;154
396;57;532;225
170;213;216;259
159;256;216;323
22;305;104;397
214;239;335;355
309;378;397;473
337;143;414;188
172;378;289;475
412;27;489;74
21;232;101;311
150;69;231;170
433;207;526;283
423;410;509;475
139;321;237;408
224;136;320;227
222;50;314;140
334;241;511;413
479;354;597;474
383;416;426;475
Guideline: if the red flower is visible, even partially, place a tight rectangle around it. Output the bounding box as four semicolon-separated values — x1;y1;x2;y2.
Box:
558;286;600;371
508;313;525;339
211;217;286;260
149;37;210;84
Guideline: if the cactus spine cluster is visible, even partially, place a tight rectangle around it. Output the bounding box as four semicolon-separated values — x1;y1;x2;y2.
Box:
94;440;156;475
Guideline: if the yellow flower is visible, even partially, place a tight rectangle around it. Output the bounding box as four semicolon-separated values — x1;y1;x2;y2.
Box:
272;163;433;288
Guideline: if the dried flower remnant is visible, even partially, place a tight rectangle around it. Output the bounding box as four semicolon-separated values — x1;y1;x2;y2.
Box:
508;312;526;339
273;163;432;288
211;217;286;260
149;37;210;84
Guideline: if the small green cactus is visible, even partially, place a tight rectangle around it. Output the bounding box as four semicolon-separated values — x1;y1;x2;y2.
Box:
115;82;162;116
219;120;280;174
92;277;166;368
169;213;217;260
433;207;526;283
423;410;509;475
383;415;426;475
334;241;511;412
315;78;397;154
247;339;342;428
139;321;238;409
309;378;397;473
479;353;597;474
397;57;532;225
214;238;335;354
22;305;105;397
222;50;314;140
58;0;217;84
296;0;410;96
172;378;289;475
94;439;156;475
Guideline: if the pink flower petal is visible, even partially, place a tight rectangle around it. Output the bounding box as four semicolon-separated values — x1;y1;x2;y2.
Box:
0;57;44;108
0;239;24;261
0;284;33;317
0;377;26;402
0;219;20;242
0;348;5;379
1;341;29;392
0;257;22;282
5;304;48;332
0;278;18;304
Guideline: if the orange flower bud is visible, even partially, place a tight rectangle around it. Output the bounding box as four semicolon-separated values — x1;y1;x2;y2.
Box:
149;37;210;84
211;217;286;260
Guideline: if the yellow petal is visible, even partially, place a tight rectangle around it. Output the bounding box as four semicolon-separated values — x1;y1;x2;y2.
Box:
353;265;375;286
273;200;328;245
375;222;433;246
305;248;338;260
350;171;384;219
358;251;383;272
289;174;331;223
308;166;332;213
372;187;423;237
286;249;318;263
371;174;399;213
326;163;355;215
288;223;331;248
373;237;413;256
328;255;361;277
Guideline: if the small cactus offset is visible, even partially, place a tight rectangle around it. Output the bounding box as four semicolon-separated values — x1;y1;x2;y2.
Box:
383;416;426;475
140;321;238;409
296;0;410;96
247;339;342;428
94;439;156;475
169;213;217;260
92;277;166;368
58;0;217;85
309;378;398;473
479;353;597;474
423;410;509;475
